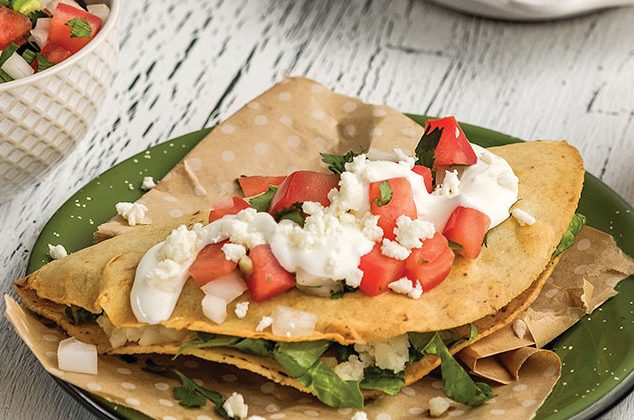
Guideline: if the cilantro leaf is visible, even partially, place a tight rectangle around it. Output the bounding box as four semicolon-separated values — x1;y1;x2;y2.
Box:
273;203;305;226
360;366;405;395
320;150;363;174
247;185;277;212
65;17;92;38
553;213;586;257
172;370;208;408
174;333;274;359
374;180;392;207
36;53;54;71
414;123;443;168
423;333;493;406
64;306;101;325
330;284;356;300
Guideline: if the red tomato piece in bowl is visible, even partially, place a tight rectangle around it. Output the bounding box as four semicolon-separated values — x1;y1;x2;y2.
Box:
269;171;339;214
41;43;73;64
369;177;417;240
443;206;490;260
412;165;433;193
404;232;455;292
246;245;296;301
49;3;103;54
0;5;31;50
189;241;237;287
358;243;405;296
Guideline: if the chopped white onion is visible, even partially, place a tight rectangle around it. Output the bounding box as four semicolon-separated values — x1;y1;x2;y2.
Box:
201;271;247;303
30;18;51;49
271;305;318;338
57;337;98;375
42;0;82;14
202;294;228;324
87;4;110;21
1;53;34;80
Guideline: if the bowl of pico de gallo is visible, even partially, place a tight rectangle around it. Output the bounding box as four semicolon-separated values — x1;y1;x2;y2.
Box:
0;0;119;200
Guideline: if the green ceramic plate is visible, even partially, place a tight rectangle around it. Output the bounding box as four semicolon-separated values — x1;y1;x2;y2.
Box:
26;116;634;419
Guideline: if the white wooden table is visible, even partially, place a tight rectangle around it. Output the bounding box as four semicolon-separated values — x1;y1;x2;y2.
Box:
1;1;632;419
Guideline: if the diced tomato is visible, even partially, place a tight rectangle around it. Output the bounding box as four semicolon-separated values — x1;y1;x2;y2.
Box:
41;43;73;64
209;196;250;222
48;3;103;54
443;206;491;260
246;245;296;301
358;243;405;296
189;241;237;287
269;171;339;215
405;233;455;291
424;116;477;166
369;177;417;240
238;175;286;197
0;5;31;50
412;165;433;193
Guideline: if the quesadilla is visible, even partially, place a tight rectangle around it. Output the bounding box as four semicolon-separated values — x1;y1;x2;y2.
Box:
14;117;585;409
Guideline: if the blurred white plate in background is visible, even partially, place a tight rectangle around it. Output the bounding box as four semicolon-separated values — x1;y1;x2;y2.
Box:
430;0;634;21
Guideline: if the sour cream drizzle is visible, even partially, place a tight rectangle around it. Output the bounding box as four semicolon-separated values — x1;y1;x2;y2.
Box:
130;143;518;325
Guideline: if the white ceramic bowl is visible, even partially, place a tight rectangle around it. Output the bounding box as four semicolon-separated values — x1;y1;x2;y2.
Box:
0;0;119;201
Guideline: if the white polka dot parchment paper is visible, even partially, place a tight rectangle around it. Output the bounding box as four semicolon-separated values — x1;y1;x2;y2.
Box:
5;226;633;419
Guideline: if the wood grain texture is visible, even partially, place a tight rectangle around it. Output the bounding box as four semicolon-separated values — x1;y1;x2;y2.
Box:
0;1;632;418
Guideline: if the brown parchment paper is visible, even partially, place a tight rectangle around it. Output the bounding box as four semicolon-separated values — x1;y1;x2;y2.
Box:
5;77;634;419
459;227;634;384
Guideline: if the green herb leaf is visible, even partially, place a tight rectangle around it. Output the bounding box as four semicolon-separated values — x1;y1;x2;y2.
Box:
64;306;101;325
174;333;274;359
36;53;54;71
273;341;364;408
448;241;464;252
0;69;15;82
360;365;405;396
374;180;392;207
12;0;41;15
0;43;19;67
553;213;586;257
414;123;443;168
320;150;363;174
423;333;493;406
273;203;305;226
247;185;278;212
329;284;355;300
21;48;36;64
65;17;92;38
172;370;208;408
273;340;330;377
332;343;355;363
482;230;490;248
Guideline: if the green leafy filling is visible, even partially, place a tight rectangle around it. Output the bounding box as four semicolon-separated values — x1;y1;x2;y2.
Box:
65;17;92;38
553;213;586;257
374;180;392;206
247;185;277;212
320;150;364;174
360;365;404;396
64;306;101;325
174;332;274;358
273;203;306;226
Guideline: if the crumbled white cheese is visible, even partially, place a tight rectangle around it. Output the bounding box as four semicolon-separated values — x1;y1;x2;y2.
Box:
333;355;366;381
512;208;536;226
434;170;460;198
388;278;423;299
394;148;416;169
115;202;150;226
513;318;528;340
223;392;248;419
361;213;383;242
160;225;200;262
354;335;410;373
220;208;277;249
235;301;249;319
222;242;247;262
351;411;368;420
429;396;451;417
394;215;436;249
381;238;410;260
141;176;157;190
47;244;68;260
345;267;364;288
255;316;274;332
145;260;183;293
